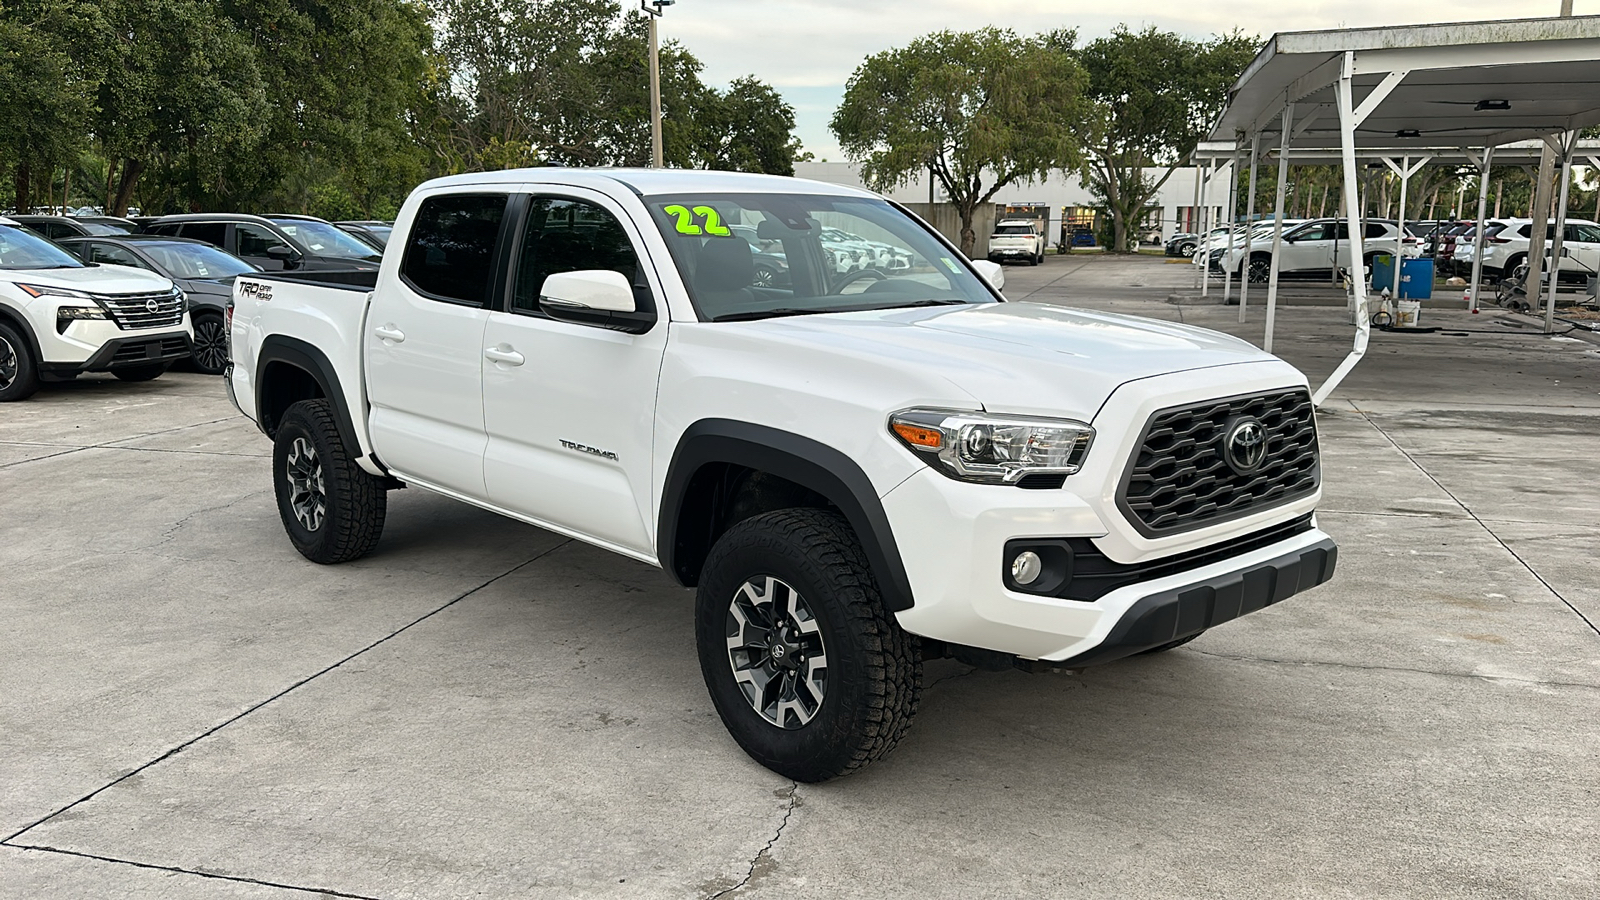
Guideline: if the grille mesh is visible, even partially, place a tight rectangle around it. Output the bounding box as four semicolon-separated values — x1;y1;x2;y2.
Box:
1119;389;1319;535
94;290;184;330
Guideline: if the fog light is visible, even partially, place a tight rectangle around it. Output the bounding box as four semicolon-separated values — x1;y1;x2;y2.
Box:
1010;551;1043;585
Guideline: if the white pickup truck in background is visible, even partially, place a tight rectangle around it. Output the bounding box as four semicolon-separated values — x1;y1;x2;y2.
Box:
227;169;1337;781
987;218;1048;266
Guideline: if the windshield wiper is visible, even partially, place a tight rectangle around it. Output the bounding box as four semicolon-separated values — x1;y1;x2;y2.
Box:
867;298;968;309
710;308;822;322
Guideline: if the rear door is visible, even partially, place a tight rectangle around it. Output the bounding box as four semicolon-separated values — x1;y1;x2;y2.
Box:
480;187;667;555
365;191;512;499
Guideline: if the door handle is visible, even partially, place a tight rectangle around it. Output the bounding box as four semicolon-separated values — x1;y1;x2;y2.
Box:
484;346;525;366
373;325;405;343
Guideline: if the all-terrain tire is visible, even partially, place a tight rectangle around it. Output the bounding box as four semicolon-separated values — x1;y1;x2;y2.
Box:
0;321;41;402
113;363;168;382
695;508;922;782
272;399;387;564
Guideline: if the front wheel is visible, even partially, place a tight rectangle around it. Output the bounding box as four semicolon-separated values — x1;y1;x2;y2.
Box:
272;399;387;564
695;508;922;782
0;321;41;402
1246;255;1272;284
113;362;168;382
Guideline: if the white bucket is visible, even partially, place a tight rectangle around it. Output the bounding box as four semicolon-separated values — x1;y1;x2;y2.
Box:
1395;300;1421;328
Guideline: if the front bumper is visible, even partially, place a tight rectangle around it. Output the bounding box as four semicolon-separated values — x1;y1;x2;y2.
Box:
38;333;193;374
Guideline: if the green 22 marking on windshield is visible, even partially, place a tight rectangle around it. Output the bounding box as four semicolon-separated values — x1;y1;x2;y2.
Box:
663;204;733;236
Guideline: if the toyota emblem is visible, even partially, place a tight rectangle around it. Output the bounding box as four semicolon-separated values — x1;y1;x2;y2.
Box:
1224;418;1268;474
145;298;161;314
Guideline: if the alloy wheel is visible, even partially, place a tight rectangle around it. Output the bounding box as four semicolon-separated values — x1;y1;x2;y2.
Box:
0;335;15;391
193;317;229;373
1247;258;1272;283
285;436;327;532
725;575;829;729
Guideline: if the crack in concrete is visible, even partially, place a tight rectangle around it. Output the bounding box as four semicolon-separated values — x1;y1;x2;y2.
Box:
705;782;799;899
132;489;272;553
1350;404;1600;638
924;664;979;691
0;416;241;471
0;539;573;846
0;844;381;899
1187;647;1600;690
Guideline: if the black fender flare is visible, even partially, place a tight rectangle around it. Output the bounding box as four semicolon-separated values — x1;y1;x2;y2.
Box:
0;305;44;367
255;335;365;462
658;419;916;613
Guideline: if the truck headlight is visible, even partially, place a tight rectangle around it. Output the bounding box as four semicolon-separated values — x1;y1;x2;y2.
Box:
889;409;1094;484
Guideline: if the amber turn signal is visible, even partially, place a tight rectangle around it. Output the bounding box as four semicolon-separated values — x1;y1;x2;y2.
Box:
892;422;943;449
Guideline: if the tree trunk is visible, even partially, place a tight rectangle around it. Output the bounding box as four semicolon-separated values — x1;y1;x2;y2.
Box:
105;159;119;211
14;162;30;214
63;168;71;213
957;201;977;257
111;158;145;217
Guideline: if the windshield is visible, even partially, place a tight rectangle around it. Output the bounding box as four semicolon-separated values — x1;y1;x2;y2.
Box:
0;225;85;270
269;218;382;261
139;241;258;280
994;225;1034;235
80;221;133;235
646;193;996;322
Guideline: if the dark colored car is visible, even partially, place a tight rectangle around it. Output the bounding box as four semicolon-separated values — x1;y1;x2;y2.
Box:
334;220;394;250
144;213;382;273
1165;232;1199;257
10;215;138;239
57;235;259;375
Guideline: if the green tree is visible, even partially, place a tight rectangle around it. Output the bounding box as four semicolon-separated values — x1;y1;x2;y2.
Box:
687;77;803;175
831;28;1088;255
1077;27;1257;253
0;1;101;212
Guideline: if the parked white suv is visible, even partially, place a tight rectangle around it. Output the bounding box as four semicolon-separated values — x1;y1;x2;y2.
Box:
228;169;1337;781
0;216;192;401
988;219;1047;265
1214;218;1420;283
1455;217;1600;281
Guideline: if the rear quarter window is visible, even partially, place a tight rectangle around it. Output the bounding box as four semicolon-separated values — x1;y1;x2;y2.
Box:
400;194;508;306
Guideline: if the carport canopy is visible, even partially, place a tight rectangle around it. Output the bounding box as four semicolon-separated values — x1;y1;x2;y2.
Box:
1204;15;1600;405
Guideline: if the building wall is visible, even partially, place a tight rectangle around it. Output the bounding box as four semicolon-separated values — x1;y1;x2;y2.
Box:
794;161;1234;248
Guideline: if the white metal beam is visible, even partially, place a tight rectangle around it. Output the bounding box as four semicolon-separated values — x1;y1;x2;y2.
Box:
1352;70;1409;127
1240;132;1261;323
1312;52;1372;407
1264;102;1295;353
1467;145;1497;312
1349;38;1600;75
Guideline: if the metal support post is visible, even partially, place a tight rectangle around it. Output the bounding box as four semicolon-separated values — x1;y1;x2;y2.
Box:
1199;161;1214;295
1524;146;1556;314
1240;132;1261;323
1264;103;1295;353
1312;53;1372;407
1222;143;1242;304
1466;145;1495;312
1545;133;1576;332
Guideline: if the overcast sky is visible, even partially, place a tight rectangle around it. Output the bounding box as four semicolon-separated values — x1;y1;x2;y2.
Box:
655;0;1585;161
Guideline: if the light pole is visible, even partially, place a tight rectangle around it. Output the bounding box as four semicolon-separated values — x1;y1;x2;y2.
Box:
642;0;675;168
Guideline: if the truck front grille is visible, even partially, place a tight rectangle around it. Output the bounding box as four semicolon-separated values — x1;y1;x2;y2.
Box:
1118;388;1319;536
94;290;185;331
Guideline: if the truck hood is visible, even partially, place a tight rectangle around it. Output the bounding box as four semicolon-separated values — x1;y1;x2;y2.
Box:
740;302;1277;420
7;264;173;295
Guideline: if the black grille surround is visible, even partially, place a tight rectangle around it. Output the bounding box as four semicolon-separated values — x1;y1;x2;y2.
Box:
93;289;185;331
1117;388;1319;537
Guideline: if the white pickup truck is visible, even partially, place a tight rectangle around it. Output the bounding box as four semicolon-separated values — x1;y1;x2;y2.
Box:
227;169;1336;781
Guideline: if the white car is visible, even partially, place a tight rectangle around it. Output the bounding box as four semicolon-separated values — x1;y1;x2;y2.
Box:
228;168;1336;782
1214;218;1421;283
988;219;1047;265
1456;217;1600;281
0;216;192;401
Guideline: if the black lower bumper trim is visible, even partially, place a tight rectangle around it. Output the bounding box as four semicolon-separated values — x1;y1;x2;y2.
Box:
1053;537;1338;668
40;334;193;373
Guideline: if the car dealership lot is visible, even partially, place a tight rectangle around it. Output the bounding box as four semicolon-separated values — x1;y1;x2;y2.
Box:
2;255;1597;899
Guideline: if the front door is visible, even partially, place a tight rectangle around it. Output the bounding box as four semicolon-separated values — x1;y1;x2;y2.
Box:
365;192;511;499
481;189;668;556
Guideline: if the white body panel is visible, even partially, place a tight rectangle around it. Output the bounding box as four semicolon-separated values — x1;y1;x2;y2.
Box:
0;263;189;367
233;167;1336;663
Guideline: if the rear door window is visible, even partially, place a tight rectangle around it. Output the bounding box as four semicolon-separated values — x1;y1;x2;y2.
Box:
180;222;227;247
400;194;508;306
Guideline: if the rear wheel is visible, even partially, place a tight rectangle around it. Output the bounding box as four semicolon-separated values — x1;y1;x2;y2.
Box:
0;322;41;402
696;508;921;782
190;313;229;375
1246;254;1272;283
1179;241;1197;257
272;399;387;564
113;363;168;382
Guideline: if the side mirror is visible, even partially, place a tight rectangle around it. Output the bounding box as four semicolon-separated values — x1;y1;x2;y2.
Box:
265;245;299;261
540;269;655;334
970;259;1006;293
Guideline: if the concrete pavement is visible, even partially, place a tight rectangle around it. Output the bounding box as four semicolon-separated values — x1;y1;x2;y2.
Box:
2;255;1596;899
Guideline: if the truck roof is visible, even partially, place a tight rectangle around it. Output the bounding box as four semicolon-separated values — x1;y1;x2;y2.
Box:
414;167;880;200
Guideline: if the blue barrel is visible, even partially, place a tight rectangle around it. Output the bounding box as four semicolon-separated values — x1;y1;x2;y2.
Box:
1370;255;1434;299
